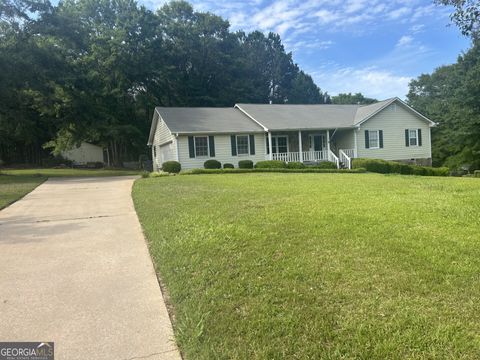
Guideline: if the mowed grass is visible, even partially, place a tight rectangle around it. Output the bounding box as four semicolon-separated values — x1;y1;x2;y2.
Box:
0;174;46;209
133;173;480;359
0;168;139;209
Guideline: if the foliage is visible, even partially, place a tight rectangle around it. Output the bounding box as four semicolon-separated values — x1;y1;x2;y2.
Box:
331;92;377;105
203;159;221;169
162;161;182;173
238;160;253;169
0;0;328;166
133;173;480;359
308;161;337;169
352;158;449;176
436;0;480;38
223;163;234;169
254;160;287;168
474;170;480;177
285;161;305;169
181;168;366;174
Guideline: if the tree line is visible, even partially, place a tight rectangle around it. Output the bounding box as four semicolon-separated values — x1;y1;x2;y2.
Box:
0;0;330;166
408;0;480;170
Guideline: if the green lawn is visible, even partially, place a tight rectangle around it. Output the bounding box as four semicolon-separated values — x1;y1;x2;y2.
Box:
133;173;480;359
0;168;139;209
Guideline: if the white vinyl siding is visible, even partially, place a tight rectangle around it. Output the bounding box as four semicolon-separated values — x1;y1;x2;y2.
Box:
178;134;265;169
356;103;432;161
151;115;176;171
334;130;355;150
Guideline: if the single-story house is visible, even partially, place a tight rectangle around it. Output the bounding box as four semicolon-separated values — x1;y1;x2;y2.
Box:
147;97;435;170
61;142;105;165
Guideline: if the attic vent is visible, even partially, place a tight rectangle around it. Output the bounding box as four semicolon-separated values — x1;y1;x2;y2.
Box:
389;103;397;112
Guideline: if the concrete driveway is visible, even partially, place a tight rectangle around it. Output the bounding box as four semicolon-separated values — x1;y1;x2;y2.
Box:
0;176;181;360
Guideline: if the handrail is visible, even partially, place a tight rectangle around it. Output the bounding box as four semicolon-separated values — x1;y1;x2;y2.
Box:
339;149;351;169
328;150;340;168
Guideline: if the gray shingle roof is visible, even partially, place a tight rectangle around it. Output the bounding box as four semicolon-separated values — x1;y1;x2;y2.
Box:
236;104;361;130
155;107;264;134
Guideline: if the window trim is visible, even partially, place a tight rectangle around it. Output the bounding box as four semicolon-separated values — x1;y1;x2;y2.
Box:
236;135;250;156
194;136;209;158
408;129;418;147
271;135;289;154
367;130;380;149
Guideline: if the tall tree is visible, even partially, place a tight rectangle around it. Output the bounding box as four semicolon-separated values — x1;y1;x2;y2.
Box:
435;0;480;38
407;40;480;169
331;92;377;105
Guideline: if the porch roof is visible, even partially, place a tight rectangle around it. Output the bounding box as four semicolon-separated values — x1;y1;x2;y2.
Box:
235;104;358;130
235;99;395;131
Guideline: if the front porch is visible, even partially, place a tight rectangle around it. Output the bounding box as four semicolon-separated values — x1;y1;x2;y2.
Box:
265;129;357;168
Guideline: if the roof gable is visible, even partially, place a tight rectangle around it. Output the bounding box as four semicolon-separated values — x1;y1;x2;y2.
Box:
353;98;436;127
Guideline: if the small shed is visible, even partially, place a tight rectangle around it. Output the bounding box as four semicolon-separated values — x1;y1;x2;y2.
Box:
61;142;104;165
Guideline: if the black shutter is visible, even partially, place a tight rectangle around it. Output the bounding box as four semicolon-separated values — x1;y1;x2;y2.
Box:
405;129;409;147
365;130;370;149
418;129;422;146
266;134;270;154
249;135;255;155
231;135;237;156
188;136;195;158
379;130;384;148
209;136;215;157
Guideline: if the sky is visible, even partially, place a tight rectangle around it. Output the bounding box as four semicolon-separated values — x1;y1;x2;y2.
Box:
142;0;471;100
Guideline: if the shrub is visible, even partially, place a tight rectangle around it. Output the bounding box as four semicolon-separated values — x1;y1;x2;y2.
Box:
204;159;221;169
140;171;150;178
309;161;337;169
150;171;170;178
162;161;181;173
238;160;254;169
223;163;234;169
474;170;480;178
286;162;305;169
254;160;287;169
352;158;449;177
352;158;392;173
181;168;367;175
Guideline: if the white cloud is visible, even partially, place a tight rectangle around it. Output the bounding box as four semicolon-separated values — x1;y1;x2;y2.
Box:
311;66;411;99
387;6;412;20
396;35;413;47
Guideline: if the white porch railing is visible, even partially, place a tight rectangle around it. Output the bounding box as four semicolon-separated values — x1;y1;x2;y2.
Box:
339;149;351;169
341;148;356;158
303;150;328;161
271;151;328;162
271;152;300;162
328;150;340;168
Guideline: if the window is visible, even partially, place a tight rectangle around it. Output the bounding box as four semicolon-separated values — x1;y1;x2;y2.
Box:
409;129;418;146
194;136;209;157
368;130;379;149
236;135;249;155
272;136;288;153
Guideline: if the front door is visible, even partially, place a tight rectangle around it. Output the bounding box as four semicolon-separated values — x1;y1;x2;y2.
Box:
309;134;326;152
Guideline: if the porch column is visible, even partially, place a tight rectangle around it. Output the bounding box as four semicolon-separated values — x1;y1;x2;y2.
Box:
353;129;358;158
298;130;303;163
268;131;273;160
326;129;330;153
